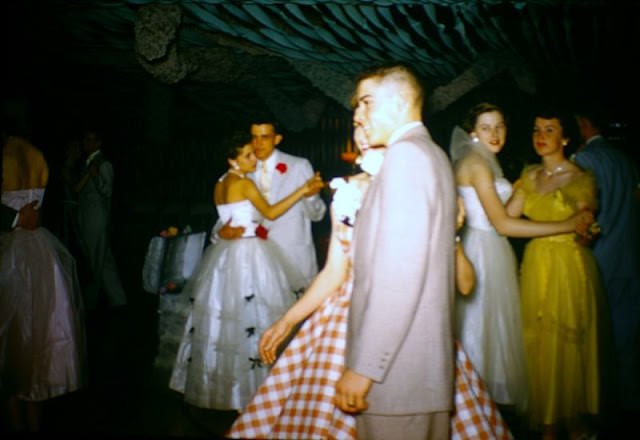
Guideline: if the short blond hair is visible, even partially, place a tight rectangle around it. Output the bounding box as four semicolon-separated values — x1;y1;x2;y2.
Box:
355;63;424;110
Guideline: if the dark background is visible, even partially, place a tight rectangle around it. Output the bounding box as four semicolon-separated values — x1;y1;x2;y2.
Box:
1;1;639;437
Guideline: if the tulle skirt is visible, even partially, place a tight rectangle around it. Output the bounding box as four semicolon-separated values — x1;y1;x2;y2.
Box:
0;227;86;401
456;227;529;412
520;235;602;427
169;237;299;411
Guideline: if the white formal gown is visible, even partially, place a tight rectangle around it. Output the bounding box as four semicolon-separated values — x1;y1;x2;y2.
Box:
456;178;528;412
169;199;301;411
0;189;86;401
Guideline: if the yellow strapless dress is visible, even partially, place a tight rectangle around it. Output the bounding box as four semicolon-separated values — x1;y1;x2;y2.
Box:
519;165;604;427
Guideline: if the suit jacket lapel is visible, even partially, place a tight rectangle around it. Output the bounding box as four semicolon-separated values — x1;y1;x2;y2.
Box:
269;150;286;201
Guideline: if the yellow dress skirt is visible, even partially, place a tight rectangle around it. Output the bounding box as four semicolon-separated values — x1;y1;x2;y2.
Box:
519;166;604;428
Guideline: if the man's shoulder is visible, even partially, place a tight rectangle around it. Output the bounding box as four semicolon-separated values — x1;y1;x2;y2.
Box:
276;149;309;164
394;124;445;153
577;139;628;163
93;151;112;166
274;150;314;174
397;130;448;162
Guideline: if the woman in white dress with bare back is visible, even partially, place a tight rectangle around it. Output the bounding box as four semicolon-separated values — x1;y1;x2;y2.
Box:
1;134;86;433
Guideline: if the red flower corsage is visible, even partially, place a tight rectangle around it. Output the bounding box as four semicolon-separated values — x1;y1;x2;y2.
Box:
255;224;269;240
275;162;287;174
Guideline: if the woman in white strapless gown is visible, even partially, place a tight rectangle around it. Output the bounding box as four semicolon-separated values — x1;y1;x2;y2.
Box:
169;132;323;411
450;104;589;413
1;136;86;432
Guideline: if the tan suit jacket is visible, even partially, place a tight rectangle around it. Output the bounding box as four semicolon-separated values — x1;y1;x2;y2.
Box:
347;123;456;415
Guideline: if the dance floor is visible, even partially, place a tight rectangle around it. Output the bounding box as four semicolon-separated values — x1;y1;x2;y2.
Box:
0;271;636;439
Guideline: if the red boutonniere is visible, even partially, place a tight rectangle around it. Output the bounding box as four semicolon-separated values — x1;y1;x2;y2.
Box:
255;224;269;240
275;162;287;174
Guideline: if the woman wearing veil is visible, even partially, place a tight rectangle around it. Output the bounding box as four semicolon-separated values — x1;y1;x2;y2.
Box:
450;103;593;415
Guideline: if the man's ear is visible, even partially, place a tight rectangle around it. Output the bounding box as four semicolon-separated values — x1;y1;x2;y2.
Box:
274;133;283;146
391;92;409;121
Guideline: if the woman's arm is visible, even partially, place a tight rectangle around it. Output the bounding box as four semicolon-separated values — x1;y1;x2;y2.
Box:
455;195;475;295
470;162;580;237
505;184;525;218
259;206;350;364
455;241;475;295
243;172;323;220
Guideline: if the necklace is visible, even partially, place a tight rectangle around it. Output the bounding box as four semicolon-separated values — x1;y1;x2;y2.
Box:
228;168;246;178
543;160;569;177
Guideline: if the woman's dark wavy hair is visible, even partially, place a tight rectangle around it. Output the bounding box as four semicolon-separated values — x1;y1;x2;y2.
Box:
533;104;580;155
461;102;507;134
222;130;253;161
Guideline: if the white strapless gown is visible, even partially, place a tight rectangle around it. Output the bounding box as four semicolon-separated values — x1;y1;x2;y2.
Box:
0;189;86;401
169;200;301;411
456;178;528;412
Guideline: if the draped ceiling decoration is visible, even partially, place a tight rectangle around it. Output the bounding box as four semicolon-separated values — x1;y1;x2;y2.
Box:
9;0;639;131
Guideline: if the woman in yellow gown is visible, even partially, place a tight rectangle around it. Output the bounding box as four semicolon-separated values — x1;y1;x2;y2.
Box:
506;107;604;440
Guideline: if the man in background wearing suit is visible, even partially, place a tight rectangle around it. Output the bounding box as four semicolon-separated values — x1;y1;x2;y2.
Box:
575;109;640;419
334;64;457;439
75;129;127;310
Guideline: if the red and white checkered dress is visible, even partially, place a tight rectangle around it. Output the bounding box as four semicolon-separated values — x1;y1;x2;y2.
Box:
227;225;357;439
452;341;513;440
228;274;512;440
228;178;512;440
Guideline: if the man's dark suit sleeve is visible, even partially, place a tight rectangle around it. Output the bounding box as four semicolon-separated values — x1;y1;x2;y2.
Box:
1;203;17;231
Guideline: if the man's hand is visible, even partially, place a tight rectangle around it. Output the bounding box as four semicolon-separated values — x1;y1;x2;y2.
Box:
573;208;600;246
573;208;595;234
217;219;245;240
334;369;372;413
304;172;325;197
17;201;41;230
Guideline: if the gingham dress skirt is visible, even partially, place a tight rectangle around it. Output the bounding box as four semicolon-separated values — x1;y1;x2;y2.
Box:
228;271;356;439
228;277;512;440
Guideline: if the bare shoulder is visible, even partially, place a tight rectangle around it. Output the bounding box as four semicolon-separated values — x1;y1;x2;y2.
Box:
525;164;543;181
562;161;587;183
223;174;258;204
3;137;48;189
566;160;584;174
213;180;225;204
455;153;492;185
461;152;490;171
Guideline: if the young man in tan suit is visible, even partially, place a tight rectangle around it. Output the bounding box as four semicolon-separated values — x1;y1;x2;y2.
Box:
334;64;457;439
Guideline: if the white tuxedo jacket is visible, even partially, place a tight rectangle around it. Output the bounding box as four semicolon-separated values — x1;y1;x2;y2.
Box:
211;149;326;289
250;149;326;288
